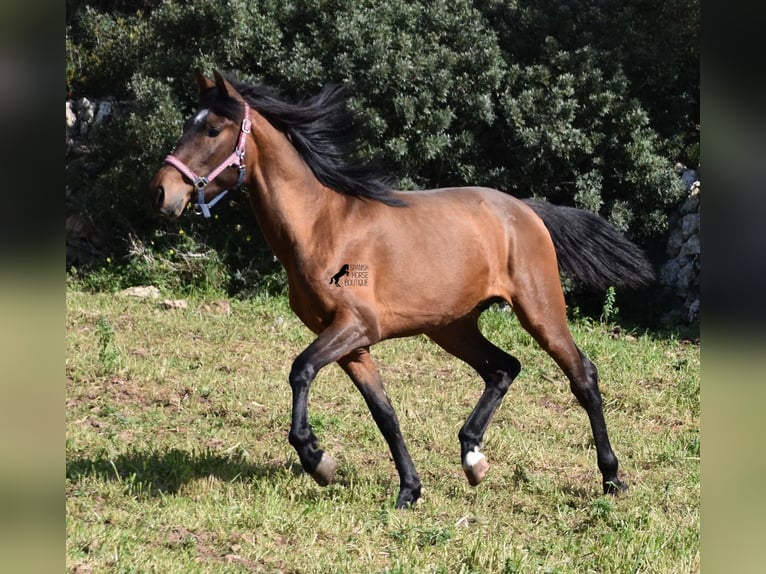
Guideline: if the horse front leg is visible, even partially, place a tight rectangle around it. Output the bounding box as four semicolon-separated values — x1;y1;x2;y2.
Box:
287;358;336;486
287;318;373;487
338;348;421;508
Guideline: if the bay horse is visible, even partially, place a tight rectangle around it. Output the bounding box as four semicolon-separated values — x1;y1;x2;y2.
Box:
150;71;655;509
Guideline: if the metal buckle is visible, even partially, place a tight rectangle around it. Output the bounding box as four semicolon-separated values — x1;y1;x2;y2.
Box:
195;182;209;217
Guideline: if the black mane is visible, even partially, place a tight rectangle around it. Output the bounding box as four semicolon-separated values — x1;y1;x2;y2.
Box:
203;79;403;207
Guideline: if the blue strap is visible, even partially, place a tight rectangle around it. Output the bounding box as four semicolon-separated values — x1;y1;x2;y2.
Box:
195;187;229;218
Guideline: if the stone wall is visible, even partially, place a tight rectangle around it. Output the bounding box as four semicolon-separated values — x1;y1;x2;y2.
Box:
659;167;701;326
66;97;114;266
66;97;113;154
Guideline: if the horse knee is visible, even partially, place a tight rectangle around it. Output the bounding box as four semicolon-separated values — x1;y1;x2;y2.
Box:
289;357;315;390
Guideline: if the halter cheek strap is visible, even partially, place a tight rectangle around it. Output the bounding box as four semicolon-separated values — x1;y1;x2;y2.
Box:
163;102;252;218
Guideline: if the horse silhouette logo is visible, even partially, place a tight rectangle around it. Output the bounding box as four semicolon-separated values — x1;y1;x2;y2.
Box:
329;264;350;287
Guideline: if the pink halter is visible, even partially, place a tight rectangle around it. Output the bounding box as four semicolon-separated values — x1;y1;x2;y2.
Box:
163;102;252;218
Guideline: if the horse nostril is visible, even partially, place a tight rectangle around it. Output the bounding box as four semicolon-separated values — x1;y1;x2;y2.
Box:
155;186;165;207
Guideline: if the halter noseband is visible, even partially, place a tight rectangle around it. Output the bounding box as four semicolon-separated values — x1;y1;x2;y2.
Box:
163;102;252;218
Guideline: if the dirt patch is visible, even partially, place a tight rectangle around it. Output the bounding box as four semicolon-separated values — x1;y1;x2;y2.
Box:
67;374;191;415
539;396;572;415
165;527;276;571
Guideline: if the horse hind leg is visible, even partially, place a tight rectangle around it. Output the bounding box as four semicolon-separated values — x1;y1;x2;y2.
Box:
575;349;627;494
427;318;521;487
512;286;627;495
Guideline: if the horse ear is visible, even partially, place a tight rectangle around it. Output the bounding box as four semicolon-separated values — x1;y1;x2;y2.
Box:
213;70;242;100
195;69;215;95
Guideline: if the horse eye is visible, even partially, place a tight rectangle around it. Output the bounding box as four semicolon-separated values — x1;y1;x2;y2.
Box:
207;127;221;137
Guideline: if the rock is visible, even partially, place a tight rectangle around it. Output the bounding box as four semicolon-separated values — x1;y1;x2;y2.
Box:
679;234;700;258
77;97;95;136
681;168;699;191
95;100;112;124
200;300;231;315
689;180;700;196
676;261;696;294
120;286;161;299
160;299;188;310
66;101;77;130
666;227;685;258
687;299;700;323
682;191;700;214
659;259;680;286
681;213;700;239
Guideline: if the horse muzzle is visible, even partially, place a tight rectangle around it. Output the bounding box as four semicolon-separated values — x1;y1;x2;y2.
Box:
150;170;190;218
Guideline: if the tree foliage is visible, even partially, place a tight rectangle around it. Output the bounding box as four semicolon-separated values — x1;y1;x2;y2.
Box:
66;0;698;298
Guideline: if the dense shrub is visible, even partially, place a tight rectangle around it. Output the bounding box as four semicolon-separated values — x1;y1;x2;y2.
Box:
66;0;698;303
492;44;686;241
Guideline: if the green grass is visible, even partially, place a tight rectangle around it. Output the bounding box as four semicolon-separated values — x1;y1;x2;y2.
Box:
66;290;699;573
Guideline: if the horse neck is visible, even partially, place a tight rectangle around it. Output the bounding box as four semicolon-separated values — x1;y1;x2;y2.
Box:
243;113;343;265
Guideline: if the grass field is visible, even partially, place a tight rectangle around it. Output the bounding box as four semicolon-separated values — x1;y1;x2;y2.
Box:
66;289;699;573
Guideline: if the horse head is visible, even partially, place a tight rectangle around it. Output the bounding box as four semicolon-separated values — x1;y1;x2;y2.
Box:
150;70;251;218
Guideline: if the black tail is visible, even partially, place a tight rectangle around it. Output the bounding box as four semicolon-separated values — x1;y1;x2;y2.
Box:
523;199;655;291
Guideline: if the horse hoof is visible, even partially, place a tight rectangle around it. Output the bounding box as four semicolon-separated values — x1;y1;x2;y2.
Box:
462;449;489;486
310;453;337;487
603;478;628;495
394;485;422;509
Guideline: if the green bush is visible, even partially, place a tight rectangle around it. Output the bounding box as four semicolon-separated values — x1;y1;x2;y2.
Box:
492;44;686;241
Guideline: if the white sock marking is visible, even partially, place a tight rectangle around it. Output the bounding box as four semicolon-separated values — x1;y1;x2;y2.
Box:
463;447;486;469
